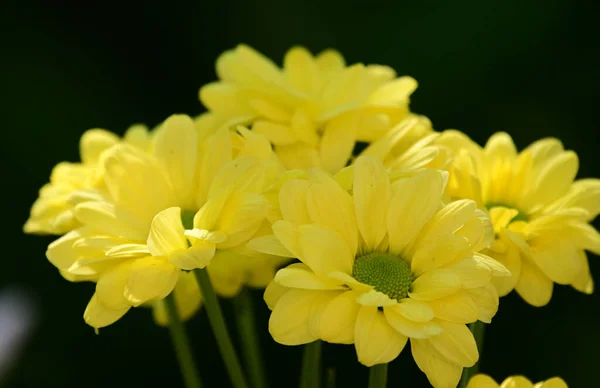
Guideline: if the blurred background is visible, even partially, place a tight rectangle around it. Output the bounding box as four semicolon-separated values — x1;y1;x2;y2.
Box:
2;0;598;387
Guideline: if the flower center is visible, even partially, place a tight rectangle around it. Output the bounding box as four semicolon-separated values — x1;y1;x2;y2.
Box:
181;210;196;230
352;252;413;301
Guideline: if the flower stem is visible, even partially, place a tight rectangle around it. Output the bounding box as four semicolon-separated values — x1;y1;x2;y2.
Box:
233;287;269;388
459;320;486;388
194;269;249;388
299;340;322;388
164;293;203;388
368;363;388;388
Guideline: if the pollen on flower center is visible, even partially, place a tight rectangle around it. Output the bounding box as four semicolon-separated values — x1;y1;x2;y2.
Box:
352;252;413;300
180;210;196;230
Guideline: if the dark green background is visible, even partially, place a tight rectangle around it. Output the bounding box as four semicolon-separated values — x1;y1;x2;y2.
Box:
2;1;598;387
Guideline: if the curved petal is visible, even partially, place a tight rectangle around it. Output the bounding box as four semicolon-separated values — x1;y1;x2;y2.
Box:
531;243;581;285
384;305;442;339
515;259;553;306
427;291;479;324
467;374;498;388
353;156;391;251
264;281;289;310
297;224;354;276
354;306;408;366
465;284;499;324
96;260;133;310
319;291;361;344
394;299;435;322
427;322;478;367
84;293;130;329
409;269;460;301
147;207;187;256
124;257;180;306
248;234;295;257
279;179;311;224
275;263;345;290
411;339;463;388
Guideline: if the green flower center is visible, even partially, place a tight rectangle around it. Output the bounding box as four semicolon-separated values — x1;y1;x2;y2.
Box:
352;252;413;301
486;202;528;222
180;210;196;230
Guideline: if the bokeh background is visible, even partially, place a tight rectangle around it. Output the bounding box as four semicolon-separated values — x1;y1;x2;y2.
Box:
2;1;599;387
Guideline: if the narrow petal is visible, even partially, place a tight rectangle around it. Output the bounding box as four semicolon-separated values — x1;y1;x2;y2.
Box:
275;263;345;290
147;207;188;257
531;242;581;285
169;243;216;270
105;244;150;258
353;156;391;251
465;284;499;324
124;257;180;306
75;202;148;241
272;220;302;258
515;259;553;306
466;374;498;388
297;224;354;276
217;192;267;248
384;305;442;339
84;293;130;329
279;179;311;224
319;291;361;344
490;247;521;296
387;170;446;254
530;151;579;206
356;290;397;307
394;299;435;322
501;376;534;388
572;250;594;294
46;230;81;270
427;322;478;367
80;129;119;165
445;256;492;289
96;260;133;309
264;281;289;310
411;339;463;388
320;113;358;174
409;269;460;301
248;234;295;257
354;306;408;366
152;115;198;208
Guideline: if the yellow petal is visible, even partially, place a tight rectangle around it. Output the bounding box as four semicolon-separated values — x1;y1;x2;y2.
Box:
489;207;520;233
152;115;198;208
467;374;498;388
284;46;320;95
297;224;354;277
412;235;470;276
252;121;297;146
572;249;594;294
315;49;345;77
409;269;460;301
530;151;579;206
268;289;329;345
275;263;345;290
306;177;358;253
354;306;408;366
428;291;479;324
123;124;150;150
46;230;81;270
356;290;397;307
96;260;133;309
279;179;311;224
366;76;417;106
384;305;442;339
147;207;187;256
484;132;517;160
394;299;435;322
465;284;499;324
74;202;148;241
193;186;232;230
490;248;521;296
124;257;179;306
195;127;233;207
353;156;391;251
445;256;492;289
320;113;358;173
276;143;322;170
319;291;361;344
84;293;130;329
264;281;289;310
208;156;264;197
500;376;534;388
217;192;267;248
515;259;553;307
531;243;581;285
152;271;202;326
427;322;478;367
411;338;463;388
248;234;295;257
537;377;567;388
387;169;446;254
272;220;302;258
105;244;150;258
169;243;216;270
80;129;119;165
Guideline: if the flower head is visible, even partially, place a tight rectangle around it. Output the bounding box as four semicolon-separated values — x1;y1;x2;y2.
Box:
45;114;286;329
251;156;509;388
467;374;567;388
439;131;600;306
200;44;417;173
24;125;151;235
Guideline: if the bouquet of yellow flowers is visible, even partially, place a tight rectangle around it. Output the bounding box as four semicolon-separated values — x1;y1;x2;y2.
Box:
25;45;597;388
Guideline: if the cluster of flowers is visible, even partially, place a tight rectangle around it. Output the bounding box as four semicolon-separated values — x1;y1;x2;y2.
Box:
26;45;598;388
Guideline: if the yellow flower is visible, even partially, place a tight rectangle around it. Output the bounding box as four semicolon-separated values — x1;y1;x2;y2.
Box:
200;44;417;173
439;131;600;306
467;374;567;388
24;124;151;235
251;156;509;388
45;114;284;329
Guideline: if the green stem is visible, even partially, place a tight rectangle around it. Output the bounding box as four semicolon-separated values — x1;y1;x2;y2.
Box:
368;364;388;388
194;269;249;388
299;340;322;388
233;288;269;388
459;320;486;388
164;293;203;388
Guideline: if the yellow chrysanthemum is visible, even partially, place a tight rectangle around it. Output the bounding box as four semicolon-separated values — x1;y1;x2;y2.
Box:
45;114;285;329
24;124;151;235
200;44;418;173
439;131;600;306
467;374;567;388
250;156;509;388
